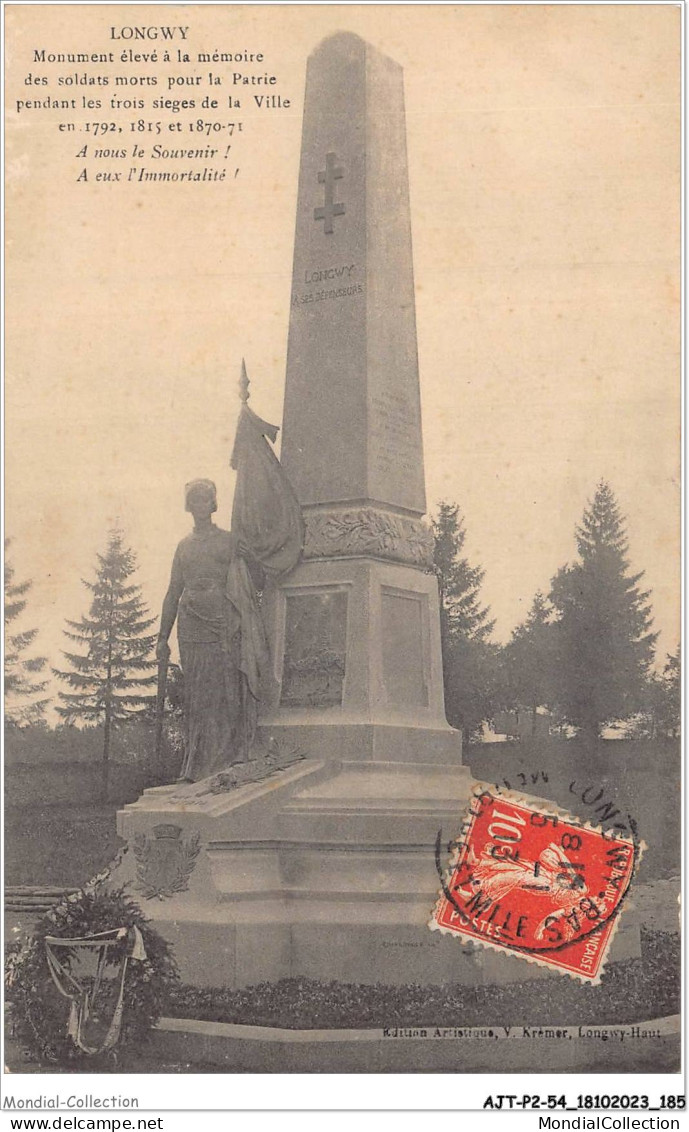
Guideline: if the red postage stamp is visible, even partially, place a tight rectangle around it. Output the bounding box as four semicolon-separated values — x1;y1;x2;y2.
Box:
430;785;641;982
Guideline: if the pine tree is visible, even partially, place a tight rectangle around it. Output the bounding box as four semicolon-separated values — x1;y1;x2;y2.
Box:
432;501;497;742
54;530;157;798
501;591;555;733
4;538;49;727
549;481;657;739
432;502;495;641
648;645;681;741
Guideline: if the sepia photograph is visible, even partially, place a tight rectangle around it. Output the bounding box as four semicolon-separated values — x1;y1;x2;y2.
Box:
3;0;682;1094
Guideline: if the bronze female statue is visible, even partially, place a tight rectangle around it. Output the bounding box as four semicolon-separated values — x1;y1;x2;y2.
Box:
156;384;305;784
156;478;263;782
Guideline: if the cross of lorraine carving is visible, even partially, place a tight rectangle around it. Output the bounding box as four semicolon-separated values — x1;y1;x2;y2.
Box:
314;152;345;234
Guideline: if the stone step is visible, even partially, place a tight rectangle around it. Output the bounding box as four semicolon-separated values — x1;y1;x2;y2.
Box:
277;808;460;846
277;760;471;844
282;760;472;804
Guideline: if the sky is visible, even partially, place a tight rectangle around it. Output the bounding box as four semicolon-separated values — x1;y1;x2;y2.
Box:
5;4;680;715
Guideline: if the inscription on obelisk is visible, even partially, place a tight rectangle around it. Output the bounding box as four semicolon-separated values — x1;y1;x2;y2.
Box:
281;32;426;516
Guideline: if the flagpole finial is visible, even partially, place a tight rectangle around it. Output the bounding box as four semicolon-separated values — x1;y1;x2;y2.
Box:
239;358;250;403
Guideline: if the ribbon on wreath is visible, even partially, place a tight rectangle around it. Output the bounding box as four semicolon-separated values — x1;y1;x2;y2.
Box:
44;925;146;1055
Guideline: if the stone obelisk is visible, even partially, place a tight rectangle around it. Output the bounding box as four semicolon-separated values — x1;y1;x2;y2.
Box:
281;32;424;516
260;32;462;764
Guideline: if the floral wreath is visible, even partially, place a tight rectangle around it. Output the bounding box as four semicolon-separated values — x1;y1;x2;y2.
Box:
5;861;178;1066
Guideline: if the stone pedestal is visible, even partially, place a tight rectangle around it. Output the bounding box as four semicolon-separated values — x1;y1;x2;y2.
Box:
111;756;643;989
258;553;462;764
113;757;478;988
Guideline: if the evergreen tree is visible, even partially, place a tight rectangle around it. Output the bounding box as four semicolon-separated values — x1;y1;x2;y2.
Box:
549;481;657;739
432;501;497;742
4;538;49;727
501;591;555;733
647;645;681;740
54;530;157;798
432;502;495;641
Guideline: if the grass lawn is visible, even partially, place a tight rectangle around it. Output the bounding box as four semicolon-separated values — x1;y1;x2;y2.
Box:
5;804;124;886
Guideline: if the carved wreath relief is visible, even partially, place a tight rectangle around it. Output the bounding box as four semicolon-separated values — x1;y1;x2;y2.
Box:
303;507;434;567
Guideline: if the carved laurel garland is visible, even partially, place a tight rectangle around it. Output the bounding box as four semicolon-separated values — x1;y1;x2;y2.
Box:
303;507;434;567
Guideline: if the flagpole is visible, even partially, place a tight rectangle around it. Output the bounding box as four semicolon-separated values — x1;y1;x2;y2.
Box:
239;357;250;403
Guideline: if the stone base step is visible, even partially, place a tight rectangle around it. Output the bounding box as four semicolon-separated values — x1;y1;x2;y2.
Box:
151;1013;680;1073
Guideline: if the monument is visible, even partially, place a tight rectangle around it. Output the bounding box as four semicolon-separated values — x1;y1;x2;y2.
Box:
111;33;637;988
258;31;462;765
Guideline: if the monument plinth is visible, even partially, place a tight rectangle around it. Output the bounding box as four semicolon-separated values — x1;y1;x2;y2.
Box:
258;32;462;765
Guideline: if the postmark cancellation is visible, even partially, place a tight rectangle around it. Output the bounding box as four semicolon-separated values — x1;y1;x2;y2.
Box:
430;784;643;983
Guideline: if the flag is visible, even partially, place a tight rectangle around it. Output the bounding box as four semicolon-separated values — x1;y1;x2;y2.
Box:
230;400;304;577
227;393;304;729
